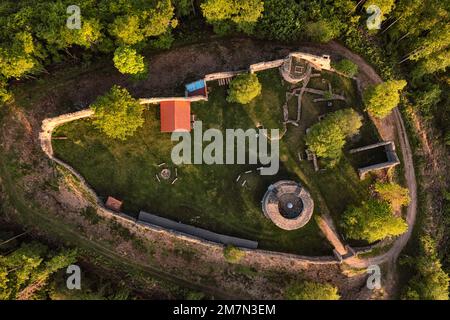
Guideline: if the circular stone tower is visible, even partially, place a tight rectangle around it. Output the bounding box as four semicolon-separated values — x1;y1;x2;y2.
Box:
261;180;314;230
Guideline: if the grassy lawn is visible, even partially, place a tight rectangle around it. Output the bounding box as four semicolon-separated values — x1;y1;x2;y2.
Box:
53;69;379;254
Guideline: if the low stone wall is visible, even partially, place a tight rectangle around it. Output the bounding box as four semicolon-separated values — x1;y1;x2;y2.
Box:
350;141;401;179
40;109;93;157
139;95;207;104
204;70;246;82
249;59;285;73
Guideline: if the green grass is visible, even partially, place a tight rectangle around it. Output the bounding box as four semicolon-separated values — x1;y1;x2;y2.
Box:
53;69;379;254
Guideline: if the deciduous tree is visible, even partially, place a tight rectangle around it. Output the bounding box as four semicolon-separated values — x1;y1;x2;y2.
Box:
363;80;407;118
341;199;408;242
227;73;262;104
91;85;144;140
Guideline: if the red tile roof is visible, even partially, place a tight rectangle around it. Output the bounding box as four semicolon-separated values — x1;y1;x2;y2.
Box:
160;100;191;132
105;196;123;212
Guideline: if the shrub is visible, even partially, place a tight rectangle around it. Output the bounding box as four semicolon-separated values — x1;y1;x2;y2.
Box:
91;85;144;140
285;281;340;300
223;245;245;263
332;59;359;77
375;182;410;211
305;19;342;43
227;73;262;104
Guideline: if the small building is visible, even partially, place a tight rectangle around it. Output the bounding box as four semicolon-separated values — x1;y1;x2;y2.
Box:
160;100;191;132
349;141;401;179
185;80;207;97
105;196;123;212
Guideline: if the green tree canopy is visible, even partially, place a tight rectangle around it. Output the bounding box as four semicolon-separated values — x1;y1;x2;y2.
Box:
255;0;304;41
305;19;343;43
305;108;362;164
332;59;359;77
201;0;264;34
363;80;407;118
227;73;262;104
402;235;449;300
341;199;408;243
113;46;146;75
285;281;340;300
0;242;77;300
91;85;144;140
375;182;410;211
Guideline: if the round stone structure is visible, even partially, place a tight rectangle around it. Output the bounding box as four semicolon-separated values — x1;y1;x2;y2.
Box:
261;180;314;230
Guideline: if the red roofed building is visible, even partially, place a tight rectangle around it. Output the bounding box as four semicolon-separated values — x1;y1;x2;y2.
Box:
160;100;191;132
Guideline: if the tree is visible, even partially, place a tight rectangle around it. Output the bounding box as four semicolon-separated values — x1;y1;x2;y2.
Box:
0;242;77;300
227;73;262;104
375;182;410;211
256;0;305;42
223;245;245;263
113;46;146;75
201;0;264;34
285;281;340;300
327;108;363;137
305;108;362;164
402;235;449;300
91;85;144;140
110;15;145;46
363;80;407;118
332;59;358;77
412;49;450;81
341;199;408;243
305;19;343;43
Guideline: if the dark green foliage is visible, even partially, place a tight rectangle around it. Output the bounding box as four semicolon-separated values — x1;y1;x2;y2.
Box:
332;59;358;77
0;241;77;299
402;235;449;300
285;281;340;300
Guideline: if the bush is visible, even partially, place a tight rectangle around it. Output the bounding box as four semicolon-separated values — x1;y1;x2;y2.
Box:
91;85;144;140
375;182;410;211
113;46;147;75
305;19;342;43
341;199;408;243
150;32;174;50
227;73;262;104
285;281;340;300
223;245;245;263
332;59;359;77
363;80;407;118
